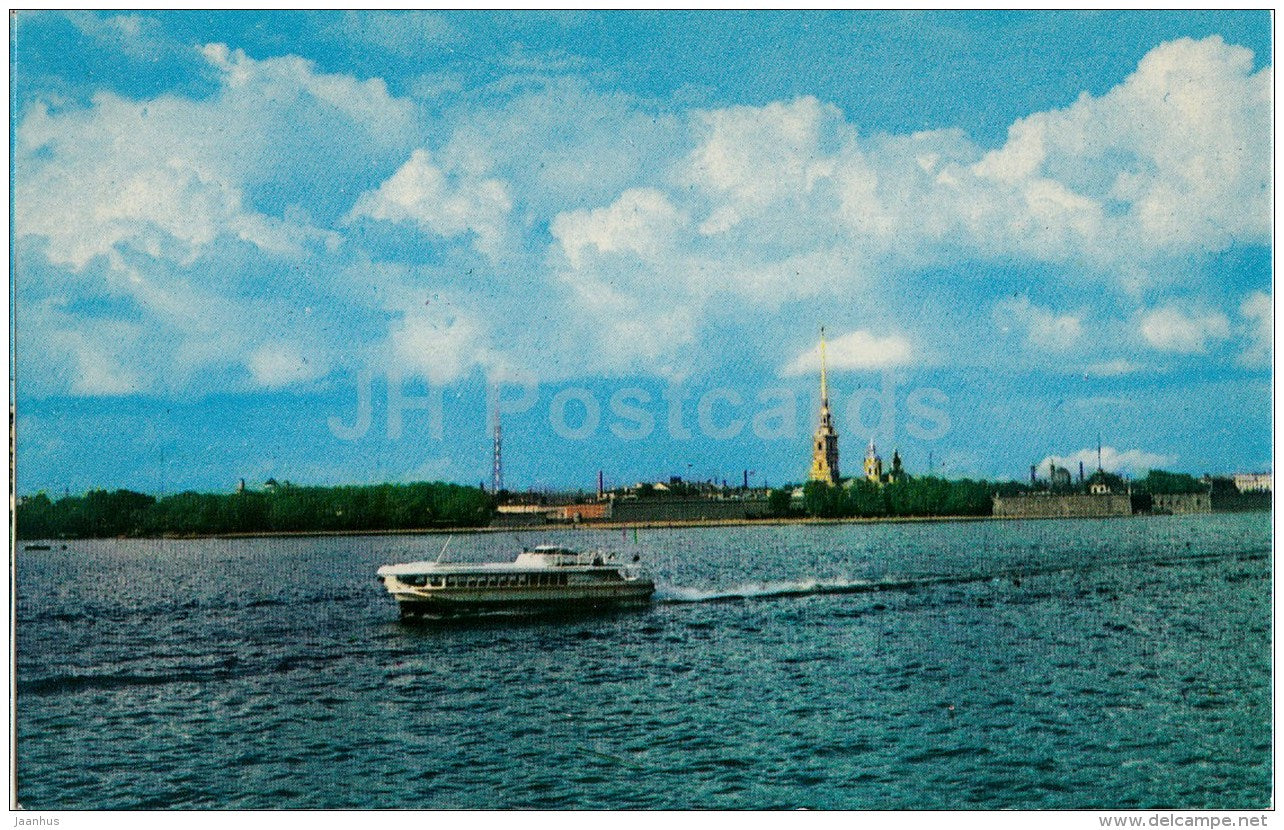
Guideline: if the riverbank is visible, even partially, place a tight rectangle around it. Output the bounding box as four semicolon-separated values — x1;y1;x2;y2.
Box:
24;505;1266;544
21;510;1142;543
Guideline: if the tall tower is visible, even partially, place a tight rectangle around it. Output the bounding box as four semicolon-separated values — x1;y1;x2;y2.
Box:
491;392;503;494
809;328;841;485
864;438;883;483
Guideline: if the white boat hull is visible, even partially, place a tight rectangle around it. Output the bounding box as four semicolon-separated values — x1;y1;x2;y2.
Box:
378;544;655;618
389;582;655;617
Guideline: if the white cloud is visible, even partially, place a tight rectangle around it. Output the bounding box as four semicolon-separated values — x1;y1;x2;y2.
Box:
198;44;415;138
11;33;1271;398
389;306;489;386
673;35;1267;277
1040;446;1177;475
971;36;1269;257
350;148;513;261
1140;306;1231;353
551;188;685;270
14;44;418;395
248;343;327;389
17;101;320;270
1238;290;1272;368
995;297;1083;351
1083;359;1144;377
45;316;147;396
436;76;685;219
64;11;177;60
17;45;411;272
783;330;913;376
528;35;1267;382
682;96;842;225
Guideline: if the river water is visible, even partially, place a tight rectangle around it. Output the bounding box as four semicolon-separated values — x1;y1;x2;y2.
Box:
14;513;1272;809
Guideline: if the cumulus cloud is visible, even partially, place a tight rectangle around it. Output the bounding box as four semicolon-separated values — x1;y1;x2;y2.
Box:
970;36;1269;257
16;42;414;272
683;97;842;229
535;35;1267;381
783;330;913;376
350;148;513;261
1040;446;1177;475
551;188;686;270
652;35;1267;290
43;315;147;396
1140;306;1231;353
14;43;417;394
11;32;1272;398
17;101;321;271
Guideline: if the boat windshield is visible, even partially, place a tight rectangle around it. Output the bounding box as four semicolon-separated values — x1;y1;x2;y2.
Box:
528;545;577;555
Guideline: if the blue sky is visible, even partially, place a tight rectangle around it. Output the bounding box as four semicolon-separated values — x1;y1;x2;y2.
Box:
12;11;1274;496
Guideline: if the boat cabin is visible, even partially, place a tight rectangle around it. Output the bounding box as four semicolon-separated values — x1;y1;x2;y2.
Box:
396;571;572;589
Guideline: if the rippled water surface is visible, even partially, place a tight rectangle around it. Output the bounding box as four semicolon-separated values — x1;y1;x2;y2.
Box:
15;514;1272;809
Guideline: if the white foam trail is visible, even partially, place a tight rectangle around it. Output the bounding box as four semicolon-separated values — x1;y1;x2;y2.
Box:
652;547;1272;607
655;577;877;603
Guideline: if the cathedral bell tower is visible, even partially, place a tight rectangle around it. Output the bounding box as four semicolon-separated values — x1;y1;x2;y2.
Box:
809;328;841;485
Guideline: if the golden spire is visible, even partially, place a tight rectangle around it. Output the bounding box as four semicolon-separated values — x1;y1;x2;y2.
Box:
809;325;840;485
819;326;829;407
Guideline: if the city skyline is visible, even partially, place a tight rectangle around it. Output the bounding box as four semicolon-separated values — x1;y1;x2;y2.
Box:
13;11;1273;496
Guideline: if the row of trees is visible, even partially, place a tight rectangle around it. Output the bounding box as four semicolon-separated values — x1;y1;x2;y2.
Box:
1133;469;1208;494
773;468;1218;520
15;482;495;540
770;476;997;520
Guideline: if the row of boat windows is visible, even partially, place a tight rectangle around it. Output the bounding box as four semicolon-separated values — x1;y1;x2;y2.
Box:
399;573;569;589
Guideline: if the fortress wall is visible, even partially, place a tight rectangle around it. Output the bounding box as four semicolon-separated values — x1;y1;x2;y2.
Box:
992;493;1132;519
1151;493;1212;514
611;498;772;523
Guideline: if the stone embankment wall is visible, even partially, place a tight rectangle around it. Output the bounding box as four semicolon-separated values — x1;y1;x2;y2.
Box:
1151;493;1212;514
611;498;772;523
992;493;1132;519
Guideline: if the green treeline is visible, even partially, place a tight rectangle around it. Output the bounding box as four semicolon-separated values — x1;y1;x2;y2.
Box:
1133;470;1207;494
15;482;495;540
793;476;997;519
781;468;1217;519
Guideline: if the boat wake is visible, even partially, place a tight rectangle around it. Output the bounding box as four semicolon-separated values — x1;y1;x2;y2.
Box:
657;577;891;603
655;546;1269;605
655;572;994;604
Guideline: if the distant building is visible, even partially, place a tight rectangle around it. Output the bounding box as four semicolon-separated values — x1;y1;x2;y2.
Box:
887;449;905;483
863;438;883;483
1233;472;1272;493
808;328;841;485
